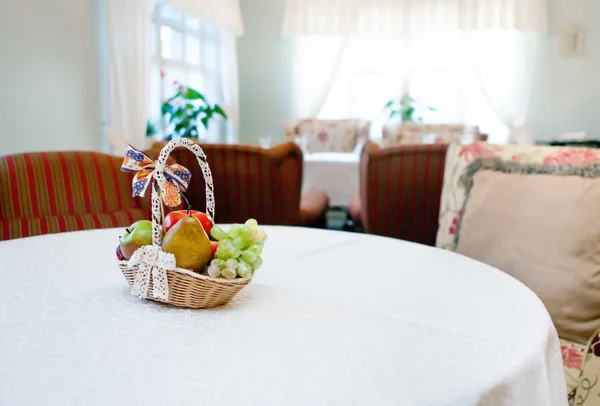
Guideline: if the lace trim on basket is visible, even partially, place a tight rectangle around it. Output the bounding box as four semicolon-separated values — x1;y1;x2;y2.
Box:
127;246;176;300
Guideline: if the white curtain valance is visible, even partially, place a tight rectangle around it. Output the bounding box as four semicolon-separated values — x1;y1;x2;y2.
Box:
166;0;244;35
282;0;548;37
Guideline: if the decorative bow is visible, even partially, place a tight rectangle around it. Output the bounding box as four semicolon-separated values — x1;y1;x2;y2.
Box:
120;146;191;207
128;245;176;300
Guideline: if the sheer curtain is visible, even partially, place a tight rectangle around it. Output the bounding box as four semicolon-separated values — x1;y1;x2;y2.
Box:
220;31;241;142
284;0;548;144
466;31;540;144
292;36;350;118
106;0;150;154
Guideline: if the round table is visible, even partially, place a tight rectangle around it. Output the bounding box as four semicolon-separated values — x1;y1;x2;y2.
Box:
0;227;566;405
302;152;359;207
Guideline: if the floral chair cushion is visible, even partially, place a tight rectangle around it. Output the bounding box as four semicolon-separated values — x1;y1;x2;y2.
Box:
383;123;482;146
436;143;600;251
283;118;371;153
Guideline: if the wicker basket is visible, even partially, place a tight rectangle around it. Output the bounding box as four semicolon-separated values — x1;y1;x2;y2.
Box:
118;138;253;309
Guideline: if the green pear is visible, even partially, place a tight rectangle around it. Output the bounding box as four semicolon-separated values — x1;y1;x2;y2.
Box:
162;215;212;271
119;220;153;260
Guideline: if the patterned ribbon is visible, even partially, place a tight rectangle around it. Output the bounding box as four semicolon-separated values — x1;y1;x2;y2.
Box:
127;246;176;300
121;145;192;207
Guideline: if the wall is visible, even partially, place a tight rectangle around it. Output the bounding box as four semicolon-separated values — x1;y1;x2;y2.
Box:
238;0;600;143
531;0;600;141
0;0;103;155
237;0;292;145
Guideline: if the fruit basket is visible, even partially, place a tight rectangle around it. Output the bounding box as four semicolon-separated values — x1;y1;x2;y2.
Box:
117;138;264;309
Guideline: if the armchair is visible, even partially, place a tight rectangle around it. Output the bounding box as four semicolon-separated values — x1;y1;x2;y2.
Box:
382;123;485;146
151;142;329;227
349;142;448;245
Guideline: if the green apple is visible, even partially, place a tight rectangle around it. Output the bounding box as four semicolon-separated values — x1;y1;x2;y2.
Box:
119;220;153;260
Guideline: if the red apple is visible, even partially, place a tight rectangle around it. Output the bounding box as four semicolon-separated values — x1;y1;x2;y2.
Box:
210;241;218;261
116;245;126;261
164;210;213;235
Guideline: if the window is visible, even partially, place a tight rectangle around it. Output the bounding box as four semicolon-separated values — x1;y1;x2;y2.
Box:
293;33;509;143
149;1;228;143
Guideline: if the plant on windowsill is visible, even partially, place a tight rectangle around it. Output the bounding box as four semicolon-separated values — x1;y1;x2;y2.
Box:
383;93;436;123
160;83;227;140
146;120;158;137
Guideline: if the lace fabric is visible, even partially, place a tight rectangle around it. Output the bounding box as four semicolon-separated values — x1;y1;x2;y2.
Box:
127;246;176;300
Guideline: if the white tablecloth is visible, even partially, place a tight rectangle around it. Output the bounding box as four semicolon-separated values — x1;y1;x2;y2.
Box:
302;152;359;207
0;227;567;406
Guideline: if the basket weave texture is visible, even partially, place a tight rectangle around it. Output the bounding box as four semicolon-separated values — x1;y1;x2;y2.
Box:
118;138;253;309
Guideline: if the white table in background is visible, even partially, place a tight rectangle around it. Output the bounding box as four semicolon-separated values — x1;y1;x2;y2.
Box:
302;152;360;207
0;227;566;405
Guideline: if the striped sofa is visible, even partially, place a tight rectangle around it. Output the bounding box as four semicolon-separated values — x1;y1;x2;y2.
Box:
349;142;448;245
150;141;330;227
0;151;149;240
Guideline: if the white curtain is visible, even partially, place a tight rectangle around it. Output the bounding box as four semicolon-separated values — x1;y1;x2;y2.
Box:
292;36;350;118
283;0;547;37
106;0;150;154
167;0;244;35
220;31;241;143
466;31;540;144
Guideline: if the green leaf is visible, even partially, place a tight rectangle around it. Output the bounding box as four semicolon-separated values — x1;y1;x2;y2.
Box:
213;104;227;119
186;87;206;101
200;116;210;129
161;102;173;116
169;108;184;124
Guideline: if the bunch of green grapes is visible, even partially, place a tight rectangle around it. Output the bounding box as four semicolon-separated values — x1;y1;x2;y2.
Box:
206;219;266;279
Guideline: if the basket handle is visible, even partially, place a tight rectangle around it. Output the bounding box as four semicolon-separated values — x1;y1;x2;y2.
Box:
151;138;215;247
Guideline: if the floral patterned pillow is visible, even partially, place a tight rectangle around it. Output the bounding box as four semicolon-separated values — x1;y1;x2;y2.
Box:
298;120;358;153
436;142;600;250
561;338;586;400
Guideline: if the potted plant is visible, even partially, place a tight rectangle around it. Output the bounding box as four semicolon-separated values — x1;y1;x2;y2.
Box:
383;93;436;123
160;83;227;140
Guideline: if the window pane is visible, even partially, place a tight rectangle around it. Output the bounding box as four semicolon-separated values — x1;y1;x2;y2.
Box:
409;35;464;71
186;16;201;31
188;71;205;94
163;66;187;96
409;72;464;123
204;22;218;37
203;38;218;71
161;4;183;22
185;36;201;65
161;26;183;60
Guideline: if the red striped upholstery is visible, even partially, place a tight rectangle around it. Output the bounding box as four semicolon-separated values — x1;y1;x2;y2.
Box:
354;142;448;246
0;152;148;240
151;142;329;226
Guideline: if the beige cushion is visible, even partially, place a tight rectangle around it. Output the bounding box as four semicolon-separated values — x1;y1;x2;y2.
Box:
456;165;600;344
